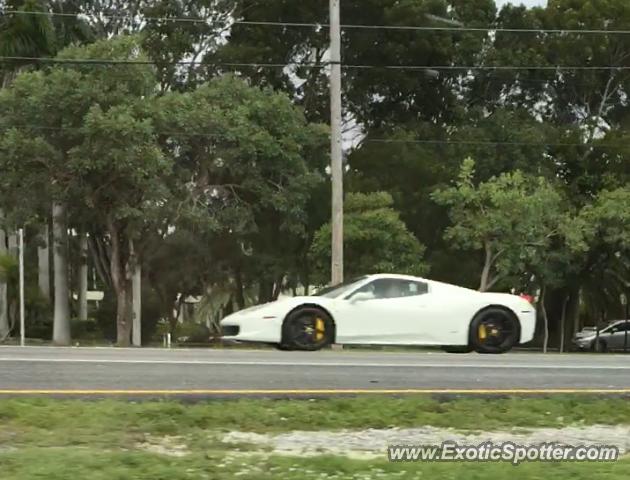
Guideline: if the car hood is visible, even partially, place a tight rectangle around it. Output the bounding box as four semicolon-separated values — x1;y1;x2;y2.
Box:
574;328;599;339
226;296;323;318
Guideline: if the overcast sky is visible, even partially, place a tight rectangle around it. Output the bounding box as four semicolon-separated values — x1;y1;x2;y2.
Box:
496;0;547;7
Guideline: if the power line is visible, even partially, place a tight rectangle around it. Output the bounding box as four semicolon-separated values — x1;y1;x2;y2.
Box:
346;65;630;72
364;138;626;148
2;56;630;72
0;56;302;68
4;9;630;35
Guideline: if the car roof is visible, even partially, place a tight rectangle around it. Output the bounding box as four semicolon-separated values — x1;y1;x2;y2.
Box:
366;273;428;282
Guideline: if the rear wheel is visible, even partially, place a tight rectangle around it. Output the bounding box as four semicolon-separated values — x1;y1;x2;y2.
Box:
470;308;520;354
281;307;334;351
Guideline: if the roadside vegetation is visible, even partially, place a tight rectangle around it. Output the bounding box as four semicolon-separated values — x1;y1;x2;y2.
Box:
1;396;630;479
2;448;628;480
4;396;630;434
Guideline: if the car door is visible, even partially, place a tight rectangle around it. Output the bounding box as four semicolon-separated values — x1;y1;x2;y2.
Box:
334;278;431;344
608;323;630;350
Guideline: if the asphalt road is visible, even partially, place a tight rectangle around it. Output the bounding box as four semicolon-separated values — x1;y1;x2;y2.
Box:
1;346;630;397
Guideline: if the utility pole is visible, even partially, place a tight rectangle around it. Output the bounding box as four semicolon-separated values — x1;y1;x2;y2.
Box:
330;0;343;285
18;228;25;346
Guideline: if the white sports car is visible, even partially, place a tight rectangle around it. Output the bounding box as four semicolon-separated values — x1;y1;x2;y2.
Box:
220;274;537;354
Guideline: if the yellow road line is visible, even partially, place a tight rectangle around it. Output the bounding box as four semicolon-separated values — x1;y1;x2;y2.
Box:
0;388;630;395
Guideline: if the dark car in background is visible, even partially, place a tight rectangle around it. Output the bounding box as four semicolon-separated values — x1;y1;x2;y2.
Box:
573;320;630;352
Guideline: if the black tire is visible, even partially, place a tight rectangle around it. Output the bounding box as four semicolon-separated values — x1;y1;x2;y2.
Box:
282;306;334;351
442;346;474;354
592;339;608;353
275;343;294;351
470;307;520;354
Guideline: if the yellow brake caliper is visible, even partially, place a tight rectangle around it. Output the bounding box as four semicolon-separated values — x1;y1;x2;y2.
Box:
478;324;487;341
315;317;325;342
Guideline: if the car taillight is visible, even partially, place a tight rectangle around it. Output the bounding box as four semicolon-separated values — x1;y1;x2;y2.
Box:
520;294;535;304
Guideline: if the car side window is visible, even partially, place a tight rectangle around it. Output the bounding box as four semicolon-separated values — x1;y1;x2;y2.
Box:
613;323;630;333
348;279;429;300
408;281;429;296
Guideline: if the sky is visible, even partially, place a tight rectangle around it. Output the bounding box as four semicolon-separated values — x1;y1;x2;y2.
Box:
496;0;547;7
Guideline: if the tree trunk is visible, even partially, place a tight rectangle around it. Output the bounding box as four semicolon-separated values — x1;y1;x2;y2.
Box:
272;275;284;300
38;224;51;301
0;210;9;339
132;264;141;347
52;202;71;345
114;280;133;346
258;281;274;304
479;241;494;292
107;217;133;347
234;267;245;310
559;296;569;353
78;234;88;321
7;233;18;258
568;286;581;335
540;287;549;354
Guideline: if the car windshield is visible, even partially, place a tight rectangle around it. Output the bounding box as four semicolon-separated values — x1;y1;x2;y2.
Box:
312;276;368;298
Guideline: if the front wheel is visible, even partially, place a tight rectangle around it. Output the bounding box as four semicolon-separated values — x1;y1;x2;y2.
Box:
470;308;520;354
281;307;334;351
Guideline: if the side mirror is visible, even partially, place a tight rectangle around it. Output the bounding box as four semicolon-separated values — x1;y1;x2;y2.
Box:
349;291;373;303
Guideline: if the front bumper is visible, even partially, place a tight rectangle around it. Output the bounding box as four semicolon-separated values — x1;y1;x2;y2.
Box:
572;337;594;350
518;310;537;344
220;312;283;343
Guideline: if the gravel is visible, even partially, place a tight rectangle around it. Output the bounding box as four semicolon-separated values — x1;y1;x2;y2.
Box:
222;425;630;459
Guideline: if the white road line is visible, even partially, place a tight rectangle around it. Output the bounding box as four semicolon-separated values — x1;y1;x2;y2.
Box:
0;357;629;369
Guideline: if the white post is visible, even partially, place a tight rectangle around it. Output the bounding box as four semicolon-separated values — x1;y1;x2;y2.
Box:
18;228;25;347
330;0;344;285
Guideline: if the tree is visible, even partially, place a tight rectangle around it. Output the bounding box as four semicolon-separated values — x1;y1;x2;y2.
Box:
140;0;232;93
154;75;328;309
0;0;56;340
0;0;56;87
0;36;167;346
309;192;428;284
432;158;566;292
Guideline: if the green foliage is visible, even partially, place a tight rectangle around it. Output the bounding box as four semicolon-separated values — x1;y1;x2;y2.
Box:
93;293;116;343
153;75;328;304
0;253;52;340
432;158;569;290
69;318;101;342
579;187;630;250
310;192;428;284
0;0;55;60
0;253;18;284
173;320;210;344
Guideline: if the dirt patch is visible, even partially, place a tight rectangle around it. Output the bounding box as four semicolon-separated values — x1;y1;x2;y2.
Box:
136;435;190;457
222;425;630;459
